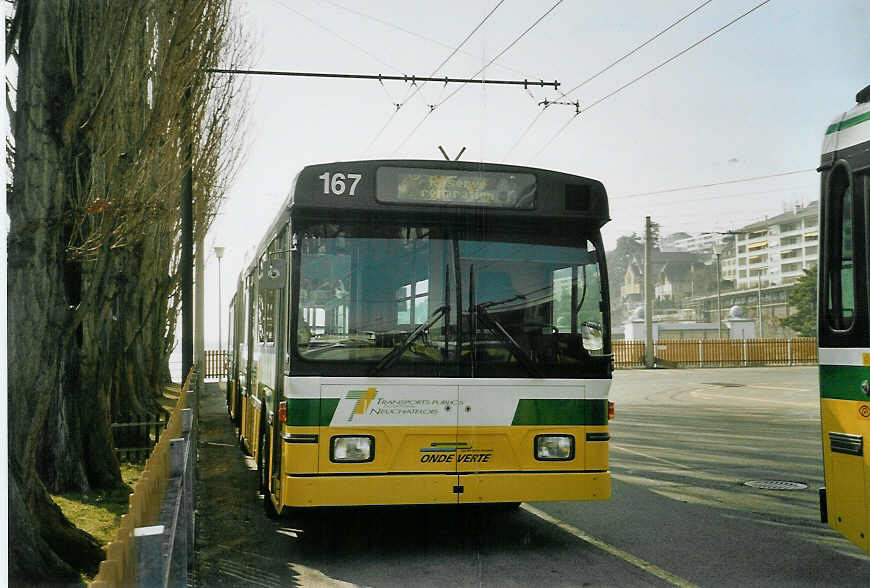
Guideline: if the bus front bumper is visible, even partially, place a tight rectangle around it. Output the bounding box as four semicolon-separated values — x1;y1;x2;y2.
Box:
281;471;610;507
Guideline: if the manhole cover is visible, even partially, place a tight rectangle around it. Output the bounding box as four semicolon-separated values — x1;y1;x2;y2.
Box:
705;382;745;388
744;480;808;490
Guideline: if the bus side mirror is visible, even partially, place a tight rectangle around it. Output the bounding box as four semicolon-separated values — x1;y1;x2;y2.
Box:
261;259;286;290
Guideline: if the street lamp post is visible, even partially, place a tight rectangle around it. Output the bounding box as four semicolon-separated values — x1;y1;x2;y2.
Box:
214;246;224;381
757;273;763;338
714;248;722;338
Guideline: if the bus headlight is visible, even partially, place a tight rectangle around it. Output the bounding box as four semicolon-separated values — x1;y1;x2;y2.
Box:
331;436;374;463
534;435;574;461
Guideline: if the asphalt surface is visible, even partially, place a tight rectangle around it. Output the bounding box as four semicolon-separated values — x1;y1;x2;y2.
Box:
192;368;870;587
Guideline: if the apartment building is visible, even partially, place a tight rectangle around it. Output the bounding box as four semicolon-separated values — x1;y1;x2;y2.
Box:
732;201;819;289
661;232;729;255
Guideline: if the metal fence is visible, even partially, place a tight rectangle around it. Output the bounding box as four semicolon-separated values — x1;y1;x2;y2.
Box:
613;337;818;368
111;413;167;463
91;368;198;587
203;350;226;379
205;339;817;373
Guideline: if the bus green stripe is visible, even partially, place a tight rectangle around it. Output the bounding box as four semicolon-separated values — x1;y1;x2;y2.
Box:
511;399;608;426
286;398;339;426
819;364;870;401
288;398;610;426
825;111;870;135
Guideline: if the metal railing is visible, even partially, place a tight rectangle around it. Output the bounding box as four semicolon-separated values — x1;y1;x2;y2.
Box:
91;367;198;587
203;350;226;379
613;337;818;368
111;413;167;463
206;339;817;373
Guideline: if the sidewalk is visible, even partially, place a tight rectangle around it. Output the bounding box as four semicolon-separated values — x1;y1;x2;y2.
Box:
191;382;294;587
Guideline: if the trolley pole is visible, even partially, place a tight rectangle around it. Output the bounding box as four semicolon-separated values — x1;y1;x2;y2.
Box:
644;216;654;368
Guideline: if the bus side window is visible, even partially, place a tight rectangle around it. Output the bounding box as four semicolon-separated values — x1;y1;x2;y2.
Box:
825;166;855;331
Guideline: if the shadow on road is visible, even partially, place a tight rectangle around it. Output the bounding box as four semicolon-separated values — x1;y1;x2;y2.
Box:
192;383;663;588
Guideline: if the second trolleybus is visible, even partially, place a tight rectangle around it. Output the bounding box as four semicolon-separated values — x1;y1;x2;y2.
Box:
817;83;870;554
226;159;614;516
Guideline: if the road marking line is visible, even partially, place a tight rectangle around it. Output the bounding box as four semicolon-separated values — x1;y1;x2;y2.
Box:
521;504;700;588
746;384;810;392
611;444;691;469
690;390;815;407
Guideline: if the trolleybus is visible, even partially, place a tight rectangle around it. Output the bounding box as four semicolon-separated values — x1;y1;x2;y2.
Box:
818;83;870;554
227;159;614;516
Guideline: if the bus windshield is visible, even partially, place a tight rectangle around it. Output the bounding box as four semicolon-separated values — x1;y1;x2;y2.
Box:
296;222;605;373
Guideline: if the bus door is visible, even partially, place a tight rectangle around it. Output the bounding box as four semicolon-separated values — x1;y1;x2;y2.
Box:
227;296;237;421
820;165;869;552
264;229;289;504
456;242;539;503
239;274;254;445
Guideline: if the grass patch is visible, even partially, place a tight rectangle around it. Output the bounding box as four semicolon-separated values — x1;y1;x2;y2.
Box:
51;462;146;546
53;386;182;581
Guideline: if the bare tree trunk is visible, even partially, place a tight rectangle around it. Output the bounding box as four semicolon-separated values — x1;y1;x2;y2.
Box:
8;2;105;579
9;2;247;579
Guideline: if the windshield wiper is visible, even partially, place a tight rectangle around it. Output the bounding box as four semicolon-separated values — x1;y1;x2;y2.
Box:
468;265;542;379
368;305;450;376
369;266;452;377
474;305;543;378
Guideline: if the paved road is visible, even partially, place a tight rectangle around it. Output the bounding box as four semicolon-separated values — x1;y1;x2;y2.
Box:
193;368;870;587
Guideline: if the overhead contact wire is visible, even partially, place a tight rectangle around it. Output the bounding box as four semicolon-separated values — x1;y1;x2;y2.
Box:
614;168;815;199
505;0;712;159
368;0;507;152
272;0;403;74
533;0;774;160
325;0;534;79
396;0;565;153
562;0;713;98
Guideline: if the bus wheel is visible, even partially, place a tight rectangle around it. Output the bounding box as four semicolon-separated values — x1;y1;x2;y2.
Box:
239;434;248;455
263;489;280;520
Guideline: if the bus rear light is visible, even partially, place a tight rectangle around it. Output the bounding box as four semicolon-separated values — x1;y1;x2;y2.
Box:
608;401;615;420
278;401;287;423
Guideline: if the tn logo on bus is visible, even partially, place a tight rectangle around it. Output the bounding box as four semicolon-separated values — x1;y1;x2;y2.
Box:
346;388;377;421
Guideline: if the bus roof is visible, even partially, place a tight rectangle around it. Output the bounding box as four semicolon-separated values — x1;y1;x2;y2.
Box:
286;159;608;223
821;86;870;158
243;159;610;277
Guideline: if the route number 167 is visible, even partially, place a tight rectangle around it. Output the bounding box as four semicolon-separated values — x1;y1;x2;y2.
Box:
318;172;362;196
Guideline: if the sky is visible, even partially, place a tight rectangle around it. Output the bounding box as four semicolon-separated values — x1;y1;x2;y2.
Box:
0;0;861;568
197;0;868;349
3;0;869;354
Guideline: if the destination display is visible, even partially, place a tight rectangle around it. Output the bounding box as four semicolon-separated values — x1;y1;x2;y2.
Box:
376;167;536;209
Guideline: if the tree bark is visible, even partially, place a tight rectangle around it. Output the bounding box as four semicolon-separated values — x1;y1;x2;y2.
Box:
9;1;246;579
8;2;105;579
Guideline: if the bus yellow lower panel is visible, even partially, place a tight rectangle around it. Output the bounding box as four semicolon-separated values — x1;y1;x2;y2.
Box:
821;398;869;552
281;471;609;507
460;471;610;503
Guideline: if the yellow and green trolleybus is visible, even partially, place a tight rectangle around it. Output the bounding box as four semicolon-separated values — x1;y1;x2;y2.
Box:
227;160;614;516
818;83;870;553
